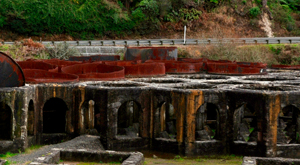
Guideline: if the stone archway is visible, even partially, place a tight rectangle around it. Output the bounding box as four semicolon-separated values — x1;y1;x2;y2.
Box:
277;105;300;144
0;102;12;140
195;103;219;141
43;98;68;133
117;100;141;137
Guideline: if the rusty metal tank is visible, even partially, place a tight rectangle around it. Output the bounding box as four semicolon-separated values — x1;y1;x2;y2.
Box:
0;52;25;87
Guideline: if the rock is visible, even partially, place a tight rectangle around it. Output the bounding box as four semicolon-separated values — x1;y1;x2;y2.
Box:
240;123;250;141
196;130;211;141
86;129;98;136
159;131;170;139
248;130;257;142
204;125;214;137
125;127;138;137
166;121;176;135
132;123;139;133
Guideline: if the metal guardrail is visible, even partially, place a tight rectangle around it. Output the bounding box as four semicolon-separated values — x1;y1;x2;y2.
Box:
2;37;300;46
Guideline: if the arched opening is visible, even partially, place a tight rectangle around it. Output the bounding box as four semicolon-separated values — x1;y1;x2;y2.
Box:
233;104;257;142
27;100;34;136
195;103;219;141
81;100;95;133
277;105;300;144
81;100;94;130
43;98;68;133
117;101;141;137
0;102;12;140
154;102;176;139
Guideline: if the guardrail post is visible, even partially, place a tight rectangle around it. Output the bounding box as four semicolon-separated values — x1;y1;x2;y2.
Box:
172;40;175;45
52;41;55;46
289;39;292;44
148;40;151;46
231;40;234;44
277;40;280;44
76;41;79;46
101;41;104;46
89;41;92;46
196;40;198;45
113;41;116;46
125;41;127;46
266;40;269;44
243;40;246;44
160;40;163;45
254;40;257;44
208;40;211;45
1;41;4;45
137;41;140;46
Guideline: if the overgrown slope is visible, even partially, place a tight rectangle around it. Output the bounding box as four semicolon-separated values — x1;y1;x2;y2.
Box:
0;0;299;40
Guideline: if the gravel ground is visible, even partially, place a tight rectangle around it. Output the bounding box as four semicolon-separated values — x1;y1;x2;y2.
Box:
7;135;104;165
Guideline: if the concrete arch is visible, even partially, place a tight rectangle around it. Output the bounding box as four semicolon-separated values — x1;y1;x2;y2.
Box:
195;103;220;140
0;102;12;140
277;105;300;144
117;100;142;136
233;103;257;142
27;100;35;136
80;100;95;134
154;101;176;139
42;98;68;133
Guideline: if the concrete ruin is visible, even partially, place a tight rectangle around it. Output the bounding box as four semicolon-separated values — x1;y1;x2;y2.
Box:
1;69;300;162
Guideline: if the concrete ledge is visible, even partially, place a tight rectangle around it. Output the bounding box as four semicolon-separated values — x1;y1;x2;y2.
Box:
29;148;144;165
0;159;7;165
242;156;300;165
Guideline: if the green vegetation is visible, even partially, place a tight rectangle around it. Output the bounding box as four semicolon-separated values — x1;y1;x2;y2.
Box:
145;154;243;165
179;43;300;66
0;0;297;38
0;152;18;159
0;39;49;60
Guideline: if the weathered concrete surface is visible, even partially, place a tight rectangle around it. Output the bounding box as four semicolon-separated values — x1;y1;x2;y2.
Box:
2;69;300;159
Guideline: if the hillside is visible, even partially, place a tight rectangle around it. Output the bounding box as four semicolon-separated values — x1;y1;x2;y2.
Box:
0;0;299;41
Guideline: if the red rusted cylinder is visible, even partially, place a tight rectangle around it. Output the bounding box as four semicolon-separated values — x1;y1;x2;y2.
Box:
105;61;165;77
146;60;204;73
178;58;205;62
207;62;267;75
0;52;25;87
17;61;56;71
125;47;177;61
61;63;125;81
69;55;120;62
271;64;300;70
23;69;79;83
40;59;82;67
237;62;267;68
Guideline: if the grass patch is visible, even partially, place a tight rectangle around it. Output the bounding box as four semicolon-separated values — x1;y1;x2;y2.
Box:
179;43;300;66
145;155;243;165
24;145;44;154
0;152;18;159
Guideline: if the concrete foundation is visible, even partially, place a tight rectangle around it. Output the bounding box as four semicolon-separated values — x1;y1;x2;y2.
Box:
1;69;300;158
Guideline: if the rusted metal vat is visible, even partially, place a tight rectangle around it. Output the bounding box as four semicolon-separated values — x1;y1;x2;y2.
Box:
41;59;82;67
271;64;300;70
146;60;204;73
17;61;56;71
237;62;267;68
125;47;177;61
62;63;125;81
23;69;79;83
0;52;25;87
105;61;165;77
207;62;267;75
69;55;120;62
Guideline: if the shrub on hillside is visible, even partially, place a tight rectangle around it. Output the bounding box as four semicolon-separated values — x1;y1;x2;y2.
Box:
0;0;135;37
